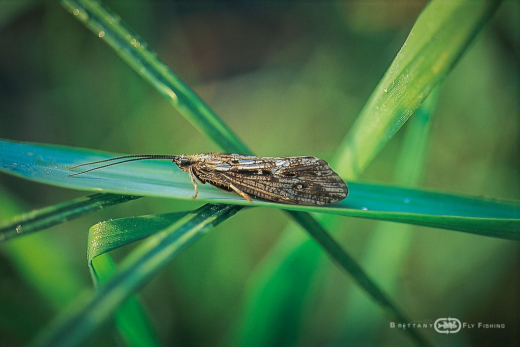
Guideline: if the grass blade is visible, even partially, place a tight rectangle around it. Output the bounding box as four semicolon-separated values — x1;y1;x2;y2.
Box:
91;254;160;347
334;0;502;179
288;212;429;346
1;139;518;239
59;0;250;154
0;193;140;242
87;212;191;282
0;188;86;313
87;213;191;347
340;87;439;342
32;204;242;347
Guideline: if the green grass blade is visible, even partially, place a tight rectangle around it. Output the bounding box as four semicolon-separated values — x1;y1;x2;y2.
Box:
0;193;140;242
86;213;191;347
236;0;505;339
1;139;518;239
393;87;440;185
287;212;429;346
334;0;502;179
0;188;86;312
230;230;322;347
91;254;160;347
59;0;250;154
32;204;241;347
87;212;190;282
341;87;440;342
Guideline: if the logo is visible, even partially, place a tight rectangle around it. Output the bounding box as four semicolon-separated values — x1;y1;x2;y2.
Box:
434;318;461;334
390;318;505;333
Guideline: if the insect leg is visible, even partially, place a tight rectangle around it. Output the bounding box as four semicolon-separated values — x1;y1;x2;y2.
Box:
188;166;198;199
228;183;252;202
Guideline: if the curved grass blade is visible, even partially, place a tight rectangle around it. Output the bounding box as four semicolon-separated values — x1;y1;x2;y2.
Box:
32;204;241;347
1;139;518;239
87;213;191;347
0;193;140;242
87;212;190;283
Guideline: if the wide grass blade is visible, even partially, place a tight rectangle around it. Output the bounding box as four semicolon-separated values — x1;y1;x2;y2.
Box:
1;139;518;239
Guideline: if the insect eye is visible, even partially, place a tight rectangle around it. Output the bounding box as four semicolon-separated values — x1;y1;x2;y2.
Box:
175;156;192;167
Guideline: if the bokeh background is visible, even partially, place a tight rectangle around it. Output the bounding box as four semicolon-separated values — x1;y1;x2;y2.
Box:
0;1;518;346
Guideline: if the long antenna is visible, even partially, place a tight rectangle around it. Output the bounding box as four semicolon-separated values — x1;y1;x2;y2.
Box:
68;154;177;177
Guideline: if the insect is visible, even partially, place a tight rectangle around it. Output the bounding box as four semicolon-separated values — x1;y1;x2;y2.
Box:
69;153;348;206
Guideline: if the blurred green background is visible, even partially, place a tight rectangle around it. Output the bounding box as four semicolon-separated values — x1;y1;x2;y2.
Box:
0;0;518;346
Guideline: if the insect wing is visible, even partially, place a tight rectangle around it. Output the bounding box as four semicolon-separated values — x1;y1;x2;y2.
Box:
214;156;348;205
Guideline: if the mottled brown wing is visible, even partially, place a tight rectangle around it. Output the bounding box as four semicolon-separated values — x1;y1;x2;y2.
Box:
212;156;348;205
